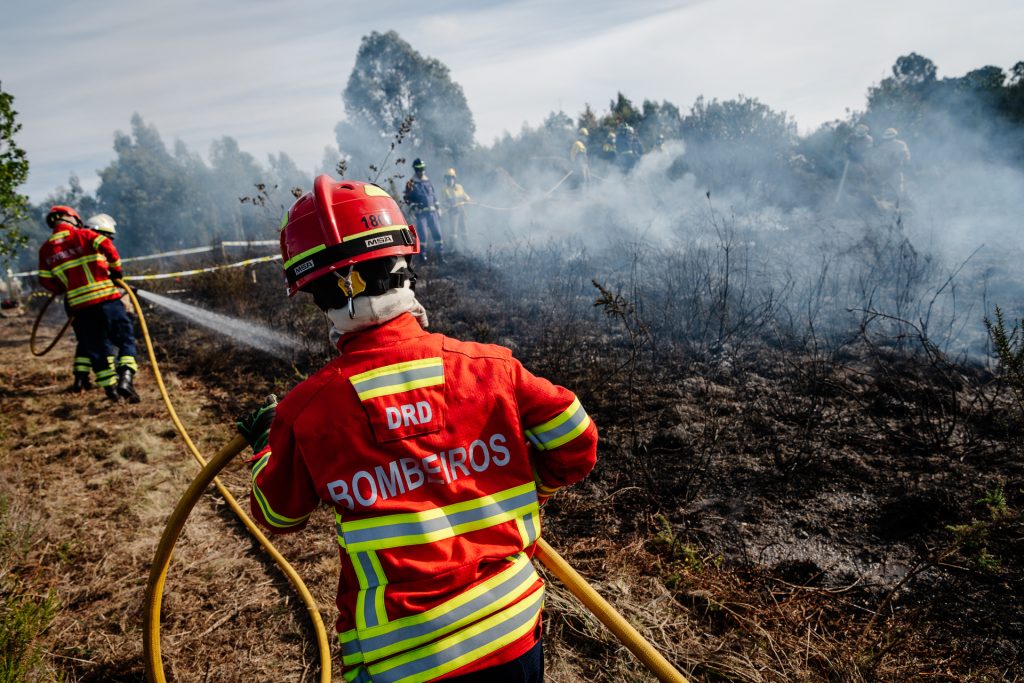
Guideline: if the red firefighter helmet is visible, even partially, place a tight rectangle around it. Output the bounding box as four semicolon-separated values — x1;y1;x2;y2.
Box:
46;205;82;228
280;176;419;297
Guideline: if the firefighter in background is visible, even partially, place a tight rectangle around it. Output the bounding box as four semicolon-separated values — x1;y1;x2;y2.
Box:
37;206;140;402
237;176;598;682
66;214;122;392
404;158;444;263
440;167;472;251
872;128;911;204
615;122;643;173
569;127;591;192
836;123;874;205
600;131;617;165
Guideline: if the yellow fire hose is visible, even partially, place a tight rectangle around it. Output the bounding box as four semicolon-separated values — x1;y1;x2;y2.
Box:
535;539;689;683
29;293;72;356
117;281;332;683
121;280;686;683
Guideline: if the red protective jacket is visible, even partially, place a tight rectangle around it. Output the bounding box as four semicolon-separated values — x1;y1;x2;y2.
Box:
250;313;597;682
37;223;123;310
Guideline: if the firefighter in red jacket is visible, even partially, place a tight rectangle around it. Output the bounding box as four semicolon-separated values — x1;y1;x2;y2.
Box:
37;206;140;402
237;176;598;682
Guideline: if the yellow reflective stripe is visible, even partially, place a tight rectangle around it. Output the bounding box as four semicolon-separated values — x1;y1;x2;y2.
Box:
515;512;540;547
48;231;70;241
368;586;543;683
52;254;101;275
352;551;388;629
283;243;326;269
340;482;538;552
525;397;592;450
349;357;443;401
339;629;364;667
67;280;115;296
342;666;371;683
250;453;312;529
353;552;538;662
341;224;408;243
38;269;52;278
92;235;107;250
68;286;120;307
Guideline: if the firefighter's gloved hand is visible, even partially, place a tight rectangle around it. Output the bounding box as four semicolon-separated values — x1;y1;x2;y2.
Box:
109;269;124;281
236;394;278;453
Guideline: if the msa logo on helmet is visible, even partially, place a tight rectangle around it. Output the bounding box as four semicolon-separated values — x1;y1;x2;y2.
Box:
293;260;315;275
365;235;394;248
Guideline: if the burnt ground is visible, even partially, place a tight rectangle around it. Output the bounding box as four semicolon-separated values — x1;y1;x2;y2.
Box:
1;253;1023;682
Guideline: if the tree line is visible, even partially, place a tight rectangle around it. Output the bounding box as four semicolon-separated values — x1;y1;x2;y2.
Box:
2;31;1022;270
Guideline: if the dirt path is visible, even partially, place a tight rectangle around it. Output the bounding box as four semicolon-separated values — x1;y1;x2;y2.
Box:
0;313;342;682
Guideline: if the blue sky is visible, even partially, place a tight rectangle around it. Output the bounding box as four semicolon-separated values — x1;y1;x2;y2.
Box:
2;0;1021;202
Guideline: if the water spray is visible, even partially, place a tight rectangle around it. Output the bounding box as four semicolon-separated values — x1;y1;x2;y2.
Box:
135;288;301;359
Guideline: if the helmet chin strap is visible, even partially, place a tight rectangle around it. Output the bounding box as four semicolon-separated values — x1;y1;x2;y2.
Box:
335;268;357;319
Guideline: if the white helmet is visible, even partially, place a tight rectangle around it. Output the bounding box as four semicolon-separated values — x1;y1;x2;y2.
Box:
85;213;117;237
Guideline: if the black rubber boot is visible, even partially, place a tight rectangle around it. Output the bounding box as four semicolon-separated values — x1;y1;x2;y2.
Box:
69;372;92;393
105;385;120;402
116;367;141;404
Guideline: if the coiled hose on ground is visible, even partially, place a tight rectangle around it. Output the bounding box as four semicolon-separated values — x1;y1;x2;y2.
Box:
117;280;685;683
29;293;72;357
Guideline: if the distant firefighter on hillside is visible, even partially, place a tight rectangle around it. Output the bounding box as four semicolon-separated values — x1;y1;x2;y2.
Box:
440;167;472;251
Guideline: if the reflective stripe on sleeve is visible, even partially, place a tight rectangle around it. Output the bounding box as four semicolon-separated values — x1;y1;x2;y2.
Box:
250;453;312;529
349;358;443;401
524;397;591;450
338;482;538;552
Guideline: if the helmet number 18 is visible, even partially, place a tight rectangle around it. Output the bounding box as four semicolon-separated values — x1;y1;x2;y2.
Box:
361;212;392;230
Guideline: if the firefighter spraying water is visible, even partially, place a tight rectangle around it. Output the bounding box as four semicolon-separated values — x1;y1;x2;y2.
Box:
235;176;599;682
36;206;141;402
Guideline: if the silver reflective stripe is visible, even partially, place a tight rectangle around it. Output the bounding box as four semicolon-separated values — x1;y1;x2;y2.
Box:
369;588;543;683
528;404;589;449
358;554;538;658
343;489;537;549
343;666;372;683
353;365;442;395
522;512;539;545
355;551;386;629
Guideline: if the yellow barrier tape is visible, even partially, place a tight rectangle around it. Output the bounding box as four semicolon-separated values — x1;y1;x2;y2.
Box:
123;254;281;282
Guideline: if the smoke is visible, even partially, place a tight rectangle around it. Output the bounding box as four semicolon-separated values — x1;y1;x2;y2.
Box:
394;97;1024;361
